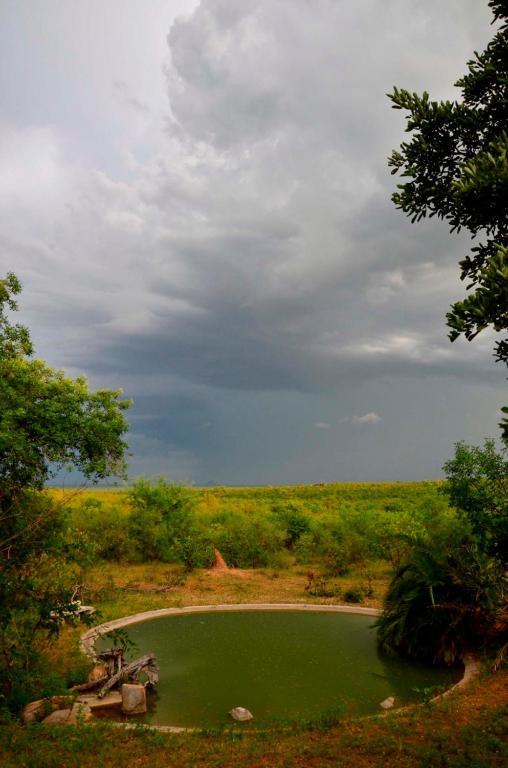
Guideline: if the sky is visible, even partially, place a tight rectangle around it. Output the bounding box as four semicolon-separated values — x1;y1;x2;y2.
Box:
0;0;505;485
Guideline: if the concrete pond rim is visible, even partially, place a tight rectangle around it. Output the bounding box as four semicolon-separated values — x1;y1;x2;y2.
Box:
79;603;479;731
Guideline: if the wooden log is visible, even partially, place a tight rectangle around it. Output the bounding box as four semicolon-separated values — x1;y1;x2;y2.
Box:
98;654;158;698
70;676;109;693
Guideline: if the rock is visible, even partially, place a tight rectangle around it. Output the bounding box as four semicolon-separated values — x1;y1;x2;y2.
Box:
229;706;254;722
22;699;47;725
88;664;108;683
41;708;72;724
68;702;93;724
22;696;74;724
80;691;122;714
380;696;395;710
121;683;147;715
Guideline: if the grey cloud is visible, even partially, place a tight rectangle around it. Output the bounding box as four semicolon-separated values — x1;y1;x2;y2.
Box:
0;0;504;483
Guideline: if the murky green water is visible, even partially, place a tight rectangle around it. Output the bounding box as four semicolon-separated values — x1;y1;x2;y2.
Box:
97;610;461;726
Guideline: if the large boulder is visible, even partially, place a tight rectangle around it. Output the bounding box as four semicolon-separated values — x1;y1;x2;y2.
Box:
121;684;147;715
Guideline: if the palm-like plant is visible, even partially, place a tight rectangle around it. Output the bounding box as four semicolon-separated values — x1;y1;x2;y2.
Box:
376;539;506;665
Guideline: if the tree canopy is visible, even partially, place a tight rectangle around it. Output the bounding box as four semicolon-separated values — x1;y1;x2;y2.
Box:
0;273;130;511
388;0;508;439
0;273;131;711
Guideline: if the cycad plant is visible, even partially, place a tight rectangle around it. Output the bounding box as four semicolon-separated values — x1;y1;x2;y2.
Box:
376;538;506;665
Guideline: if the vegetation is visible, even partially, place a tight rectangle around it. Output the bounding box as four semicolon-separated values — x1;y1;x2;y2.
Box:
0;273;130;715
388;0;508;440
58;479;455;574
377;441;507;665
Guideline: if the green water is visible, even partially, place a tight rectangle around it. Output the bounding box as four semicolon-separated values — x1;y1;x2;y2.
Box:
98;610;461;726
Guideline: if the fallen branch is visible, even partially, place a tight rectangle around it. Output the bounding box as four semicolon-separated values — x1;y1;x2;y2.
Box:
70;676;109;693
98;654;159;698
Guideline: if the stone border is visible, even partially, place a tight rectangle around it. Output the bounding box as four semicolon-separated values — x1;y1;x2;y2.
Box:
80;603;478;730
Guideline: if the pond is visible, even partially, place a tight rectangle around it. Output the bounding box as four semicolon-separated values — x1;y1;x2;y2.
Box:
97;609;462;727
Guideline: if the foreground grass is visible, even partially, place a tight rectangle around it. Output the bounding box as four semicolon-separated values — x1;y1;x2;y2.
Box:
1;671;506;768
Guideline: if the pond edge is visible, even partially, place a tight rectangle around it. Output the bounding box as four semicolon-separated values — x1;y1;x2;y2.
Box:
79;603;478;731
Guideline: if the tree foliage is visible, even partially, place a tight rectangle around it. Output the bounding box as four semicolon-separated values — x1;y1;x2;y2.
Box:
377;441;508;665
388;0;508;439
0;273;131;712
443;439;508;564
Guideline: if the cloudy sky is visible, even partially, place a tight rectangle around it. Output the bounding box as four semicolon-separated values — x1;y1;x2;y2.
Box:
0;0;505;484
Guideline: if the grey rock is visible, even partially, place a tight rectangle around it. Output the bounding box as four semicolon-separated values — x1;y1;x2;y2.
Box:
229;706;254;722
121;683;147;715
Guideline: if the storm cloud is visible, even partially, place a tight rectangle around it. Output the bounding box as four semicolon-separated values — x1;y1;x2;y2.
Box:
0;0;504;484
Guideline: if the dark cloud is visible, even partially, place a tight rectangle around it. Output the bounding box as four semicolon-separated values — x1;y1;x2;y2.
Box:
0;0;504;482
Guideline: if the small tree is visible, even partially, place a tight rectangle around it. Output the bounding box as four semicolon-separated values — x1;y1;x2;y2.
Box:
388;0;508;440
0;273;131;711
443;439;508;564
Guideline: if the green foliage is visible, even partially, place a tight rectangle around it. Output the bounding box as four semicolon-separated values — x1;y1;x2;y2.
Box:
127;478;202;563
343;587;364;604
271;504;311;548
443;439;508;563
71;498;133;561
376;537;506;665
0;273;130;712
388;1;508;439
210;509;285;568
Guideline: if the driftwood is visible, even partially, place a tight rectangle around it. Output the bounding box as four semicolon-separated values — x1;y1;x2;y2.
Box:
98;653;159;698
98;648;125;677
70;676;109;693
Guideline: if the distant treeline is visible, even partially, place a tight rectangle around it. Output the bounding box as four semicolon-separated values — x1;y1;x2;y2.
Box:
53;480;455;573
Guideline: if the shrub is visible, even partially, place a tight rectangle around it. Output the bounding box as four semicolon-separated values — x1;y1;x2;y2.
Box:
71;498;132;561
376;538;506;664
343;587;364;604
271;504;311;548
127;478;198;562
210;511;284;568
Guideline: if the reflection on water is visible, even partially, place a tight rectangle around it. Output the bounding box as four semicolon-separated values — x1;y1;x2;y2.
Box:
97;611;462;727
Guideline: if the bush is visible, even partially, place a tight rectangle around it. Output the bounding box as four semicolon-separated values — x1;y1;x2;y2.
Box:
127;478;198;563
271;504;311;548
343;587;364;604
376;537;506;664
70;499;132;562
210;511;284;568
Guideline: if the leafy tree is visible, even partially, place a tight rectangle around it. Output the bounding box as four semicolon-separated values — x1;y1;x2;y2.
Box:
0;273;130;711
388;0;508;440
443;439;508;564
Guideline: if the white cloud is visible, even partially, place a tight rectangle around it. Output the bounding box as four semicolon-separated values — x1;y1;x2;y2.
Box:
315;422;330;430
352;412;382;425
